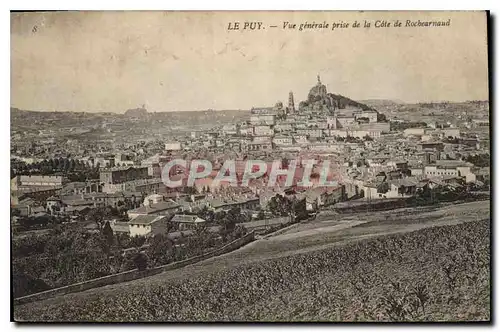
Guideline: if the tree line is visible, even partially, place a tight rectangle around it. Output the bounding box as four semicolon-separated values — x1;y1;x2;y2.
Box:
11;157;100;181
12;219;247;298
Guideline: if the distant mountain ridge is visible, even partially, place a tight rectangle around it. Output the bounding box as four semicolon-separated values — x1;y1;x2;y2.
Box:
124;106;148;117
359;99;406;107
10;107;248;115
328;93;380;112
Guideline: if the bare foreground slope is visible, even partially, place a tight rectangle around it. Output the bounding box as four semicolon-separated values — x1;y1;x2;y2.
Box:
14;201;490;322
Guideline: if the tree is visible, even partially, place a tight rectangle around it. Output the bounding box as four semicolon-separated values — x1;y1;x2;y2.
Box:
465;154;490;167
198;206;215;224
146;234;174;266
293;198;308;222
68;159;76;172
133;252;148;271
62;158;70;172
188;224;213;255
184;186;197;195
18;215;54;230
54;158;62;170
11;208;21;218
223;207;240;232
12;271;50;298
282;157;290;169
102;221;114;252
130;235;146;248
268;194;293;217
86;206;116;231
86;208;105;232
75;234;111;281
227;224;247;242
213;210;226;224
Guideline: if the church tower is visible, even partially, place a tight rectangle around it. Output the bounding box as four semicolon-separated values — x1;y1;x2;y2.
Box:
288;91;295;113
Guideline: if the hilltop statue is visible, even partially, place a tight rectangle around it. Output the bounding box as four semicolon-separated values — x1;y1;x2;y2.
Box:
308;74;328;101
297;74;381;117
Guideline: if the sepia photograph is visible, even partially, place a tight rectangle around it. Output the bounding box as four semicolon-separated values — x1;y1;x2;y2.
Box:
10;10;491;322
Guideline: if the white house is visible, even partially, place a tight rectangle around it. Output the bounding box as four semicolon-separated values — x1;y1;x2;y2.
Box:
165;142;182;151
143;193;165;207
273;136;293;146
336;116;356;128
128;215;169;237
253;125;274;136
404;128;426;137
274;123;293;132
127;199;180;220
442;128;461;138
250;114;276;126
171;214;206;230
293;135;309;144
356;110;378;123
326;116;338;129
424;160;475;182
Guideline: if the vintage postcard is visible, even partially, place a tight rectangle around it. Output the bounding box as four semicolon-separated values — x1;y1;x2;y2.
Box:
11;11;490;322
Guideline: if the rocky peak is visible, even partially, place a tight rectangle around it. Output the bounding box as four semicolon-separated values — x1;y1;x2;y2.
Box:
308;74;328;101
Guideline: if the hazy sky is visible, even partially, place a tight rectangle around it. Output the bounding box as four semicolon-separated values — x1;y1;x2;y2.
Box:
11;11;489;112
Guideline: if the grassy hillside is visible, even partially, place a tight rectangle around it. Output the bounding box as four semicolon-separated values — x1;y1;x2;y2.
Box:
14;218;490;322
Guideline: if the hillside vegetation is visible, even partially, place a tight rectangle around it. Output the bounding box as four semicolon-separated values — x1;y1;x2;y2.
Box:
15;219;490;322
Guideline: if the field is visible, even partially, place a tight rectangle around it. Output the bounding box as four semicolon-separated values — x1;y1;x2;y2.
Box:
14;201;491;322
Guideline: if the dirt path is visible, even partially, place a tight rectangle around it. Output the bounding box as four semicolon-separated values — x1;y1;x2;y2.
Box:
214;200;489;262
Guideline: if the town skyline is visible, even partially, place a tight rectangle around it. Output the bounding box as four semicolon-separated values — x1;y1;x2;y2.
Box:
11;11;490;323
11;11;488;113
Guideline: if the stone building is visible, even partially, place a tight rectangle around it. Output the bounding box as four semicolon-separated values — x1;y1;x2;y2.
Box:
99;166;149;185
